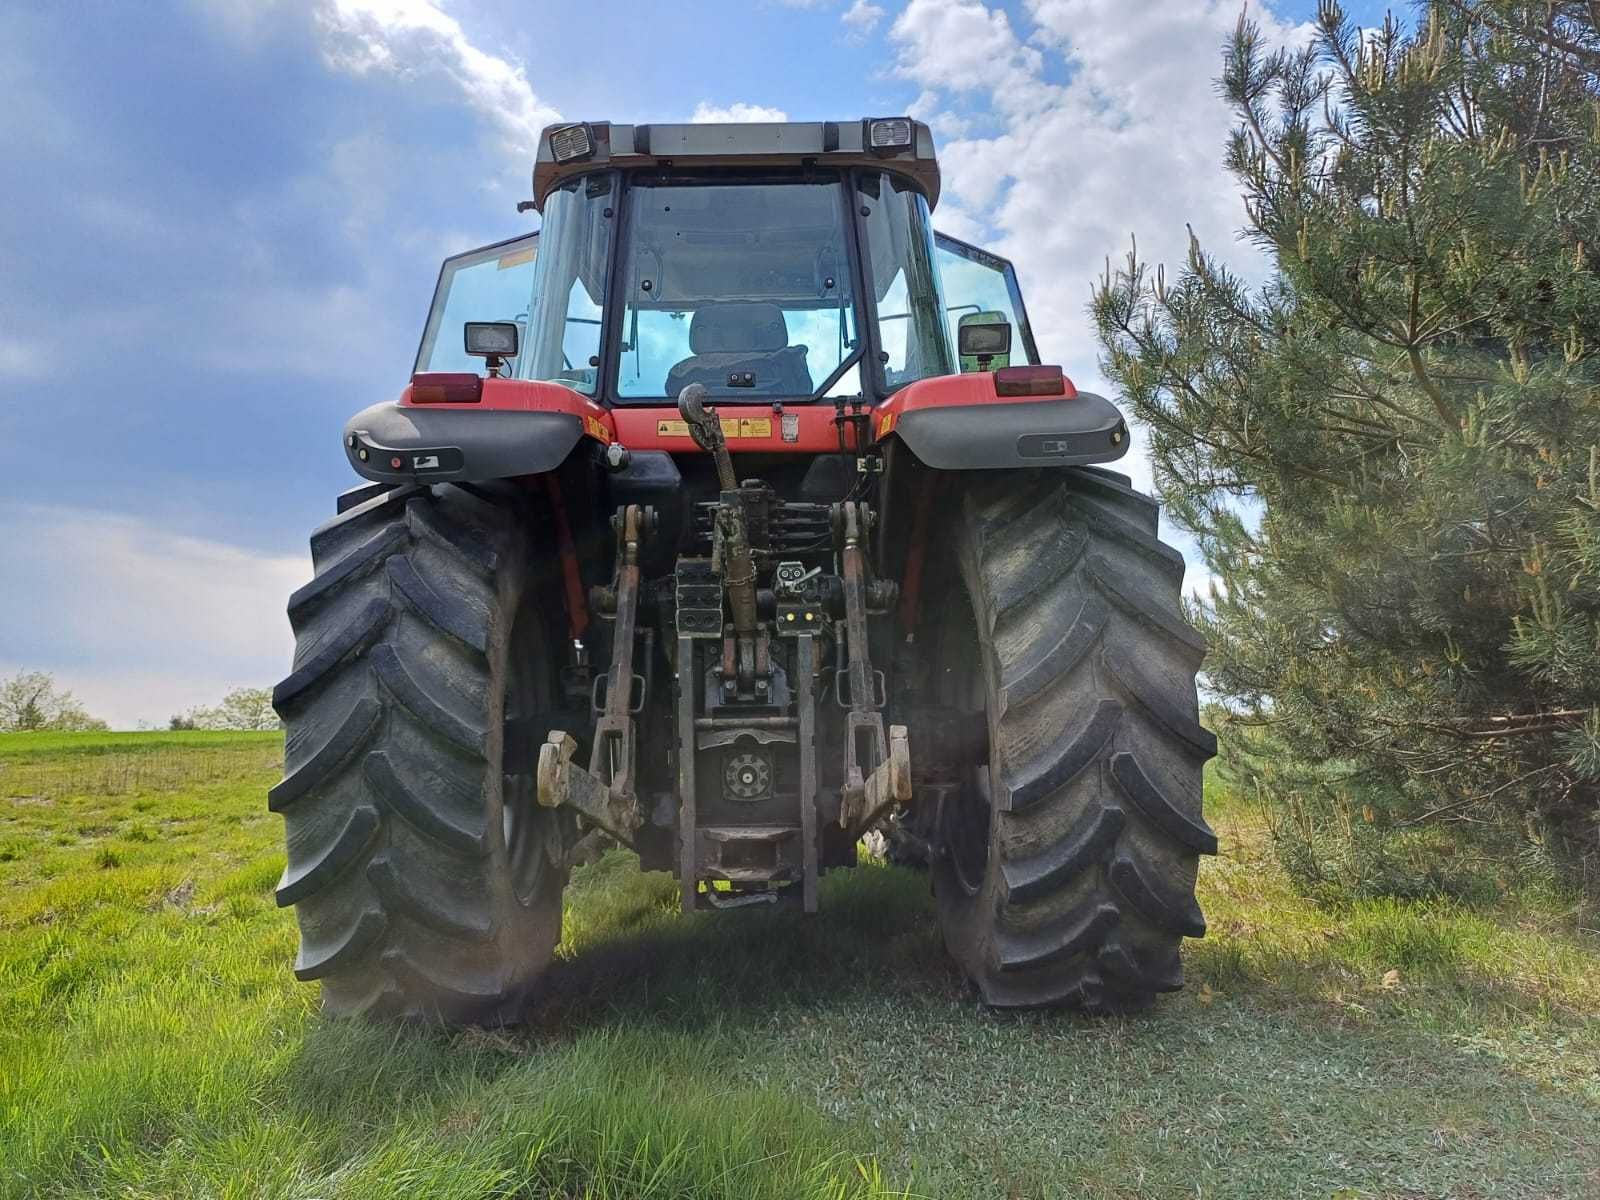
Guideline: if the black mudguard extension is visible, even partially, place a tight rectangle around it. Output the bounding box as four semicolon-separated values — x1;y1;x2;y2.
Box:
343;401;585;485
894;390;1130;470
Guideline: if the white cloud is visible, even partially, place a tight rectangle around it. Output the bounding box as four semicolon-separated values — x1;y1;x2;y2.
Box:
0;504;308;729
893;0;1312;496
841;0;886;36
890;0;1044;101
690;102;791;124
924;109;973;139
316;0;559;157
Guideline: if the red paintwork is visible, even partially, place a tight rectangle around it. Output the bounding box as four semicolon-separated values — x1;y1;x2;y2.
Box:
870;370;1077;442
396;371;1081;456
611;404;862;454
403;377;615;443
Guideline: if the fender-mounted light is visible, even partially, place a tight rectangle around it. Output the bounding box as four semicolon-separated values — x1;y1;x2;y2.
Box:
549;122;594;163
994;365;1070;397
409;372;483;404
867;117;913;154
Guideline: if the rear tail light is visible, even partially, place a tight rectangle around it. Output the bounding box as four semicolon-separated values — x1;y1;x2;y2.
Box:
994;365;1071;398
409;373;483;404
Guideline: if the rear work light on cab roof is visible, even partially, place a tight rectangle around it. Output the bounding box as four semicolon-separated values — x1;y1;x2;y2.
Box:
994;365;1072;398
866;117;913;154
549;123;594;163
409;372;483;404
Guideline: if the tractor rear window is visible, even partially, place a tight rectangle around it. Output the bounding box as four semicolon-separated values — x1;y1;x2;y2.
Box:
613;179;861;402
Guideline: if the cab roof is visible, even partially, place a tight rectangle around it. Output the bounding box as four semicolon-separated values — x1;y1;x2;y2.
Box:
530;119;940;213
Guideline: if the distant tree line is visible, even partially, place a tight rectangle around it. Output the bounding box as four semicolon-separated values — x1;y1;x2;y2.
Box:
0;671;107;732
169;688;280;732
1094;2;1600;896
0;671;281;733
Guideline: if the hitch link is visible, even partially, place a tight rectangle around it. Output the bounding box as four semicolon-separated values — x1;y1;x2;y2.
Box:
834;500;913;834
537;504;649;845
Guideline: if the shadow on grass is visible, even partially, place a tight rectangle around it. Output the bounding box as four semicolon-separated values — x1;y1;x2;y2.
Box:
283;859;960;1104
524;858;961;1040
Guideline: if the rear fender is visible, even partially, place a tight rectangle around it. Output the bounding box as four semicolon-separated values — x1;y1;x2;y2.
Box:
344;378;614;485
874;372;1129;470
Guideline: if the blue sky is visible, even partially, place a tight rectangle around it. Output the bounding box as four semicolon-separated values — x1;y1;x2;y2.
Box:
0;0;1396;726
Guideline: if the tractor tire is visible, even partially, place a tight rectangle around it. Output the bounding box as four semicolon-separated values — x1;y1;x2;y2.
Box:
269;482;569;1024
930;467;1217;1011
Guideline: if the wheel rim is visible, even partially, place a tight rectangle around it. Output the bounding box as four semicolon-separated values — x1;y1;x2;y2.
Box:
503;596;554;907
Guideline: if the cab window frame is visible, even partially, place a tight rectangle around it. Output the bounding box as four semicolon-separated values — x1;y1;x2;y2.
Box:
413;231;540;375
934;231;1042;367
850;168;954;398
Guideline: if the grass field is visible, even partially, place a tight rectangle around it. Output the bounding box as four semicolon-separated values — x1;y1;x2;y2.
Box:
1;730;1597;1199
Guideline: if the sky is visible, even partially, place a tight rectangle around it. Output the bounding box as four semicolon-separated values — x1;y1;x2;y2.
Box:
0;0;1396;728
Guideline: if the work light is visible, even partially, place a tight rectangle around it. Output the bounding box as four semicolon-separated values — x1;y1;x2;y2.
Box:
464;321;519;358
549;123;594;162
867;117;913;153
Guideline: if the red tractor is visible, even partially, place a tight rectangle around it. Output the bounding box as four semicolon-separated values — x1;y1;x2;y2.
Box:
271;118;1215;1022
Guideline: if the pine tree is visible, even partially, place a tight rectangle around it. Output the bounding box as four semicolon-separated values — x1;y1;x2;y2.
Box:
1093;2;1600;895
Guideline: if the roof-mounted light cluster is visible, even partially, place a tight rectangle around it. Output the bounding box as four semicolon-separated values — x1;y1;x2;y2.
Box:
530;116;940;213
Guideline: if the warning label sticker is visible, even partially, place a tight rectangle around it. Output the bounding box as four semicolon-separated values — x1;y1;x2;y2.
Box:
656;417;772;439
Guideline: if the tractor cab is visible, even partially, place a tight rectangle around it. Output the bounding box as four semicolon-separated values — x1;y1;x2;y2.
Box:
412;119;1039;409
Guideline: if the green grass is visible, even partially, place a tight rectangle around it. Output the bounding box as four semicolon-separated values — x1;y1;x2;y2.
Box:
1;733;1597;1199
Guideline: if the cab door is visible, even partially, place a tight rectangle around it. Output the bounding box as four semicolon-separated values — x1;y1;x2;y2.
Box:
933;232;1041;368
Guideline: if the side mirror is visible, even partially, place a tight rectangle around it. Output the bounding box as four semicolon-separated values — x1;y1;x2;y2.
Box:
464;321;519;376
958;311;1012;372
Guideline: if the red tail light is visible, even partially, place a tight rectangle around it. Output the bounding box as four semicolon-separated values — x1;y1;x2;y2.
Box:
408;372;483;404
994;365;1072;398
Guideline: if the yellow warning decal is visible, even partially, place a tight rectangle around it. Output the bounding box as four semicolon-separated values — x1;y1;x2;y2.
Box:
877;412;897;438
583;415;611;443
656;417;772;439
497;248;536;269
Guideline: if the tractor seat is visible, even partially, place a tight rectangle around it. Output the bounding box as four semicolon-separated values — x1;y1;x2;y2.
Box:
664;302;813;398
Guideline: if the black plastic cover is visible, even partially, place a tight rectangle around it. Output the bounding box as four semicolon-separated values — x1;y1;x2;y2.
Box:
343;400;585;485
893;390;1130;470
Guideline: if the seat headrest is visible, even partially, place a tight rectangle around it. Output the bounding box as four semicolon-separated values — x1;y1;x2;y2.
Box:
689;303;789;355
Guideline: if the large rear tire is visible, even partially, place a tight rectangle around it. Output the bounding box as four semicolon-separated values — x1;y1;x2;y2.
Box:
931;468;1217;1011
270;482;569;1023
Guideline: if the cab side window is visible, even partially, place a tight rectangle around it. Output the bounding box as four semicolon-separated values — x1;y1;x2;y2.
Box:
933;233;1040;366
415;235;538;375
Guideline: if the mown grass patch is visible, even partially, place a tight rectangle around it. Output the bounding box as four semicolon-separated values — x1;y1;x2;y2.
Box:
1;731;1597;1198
